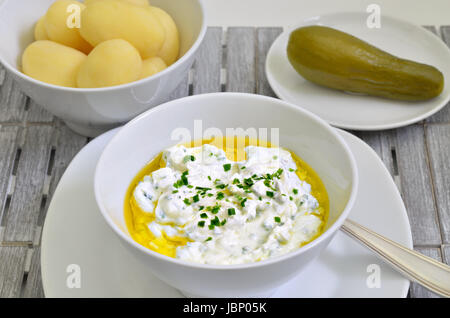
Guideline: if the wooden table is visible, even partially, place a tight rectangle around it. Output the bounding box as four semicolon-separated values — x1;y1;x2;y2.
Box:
0;26;449;298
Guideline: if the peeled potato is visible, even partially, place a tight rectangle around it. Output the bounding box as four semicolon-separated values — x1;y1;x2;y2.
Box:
79;0;165;59
34;16;49;40
22;40;87;87
84;0;150;6
149;7;180;65
140;57;167;79
77;39;143;88
45;0;92;54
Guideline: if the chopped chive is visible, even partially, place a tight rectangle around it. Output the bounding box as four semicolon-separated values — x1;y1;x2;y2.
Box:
211;205;220;214
183;198;191;205
207;176;212;181
193;194;199;202
198;221;205;227
289;196;293;201
200;213;208;219
221;219;227;226
293;188;298;195
233;178;240;184
172;190;179;194
223;163;232;172
199;206;205;211
240;198;247;207
241;166;246;170
216;184;227;189
216;192;225;200
187;185;193;189
228;208;236;216
266;191;274;198
205;237;212;242
289;168;295;172
274;216;281;223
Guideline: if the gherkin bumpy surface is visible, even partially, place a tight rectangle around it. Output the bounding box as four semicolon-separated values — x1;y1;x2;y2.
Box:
287;26;444;101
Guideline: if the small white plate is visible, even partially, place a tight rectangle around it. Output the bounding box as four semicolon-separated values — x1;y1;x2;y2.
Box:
41;128;412;298
265;12;450;130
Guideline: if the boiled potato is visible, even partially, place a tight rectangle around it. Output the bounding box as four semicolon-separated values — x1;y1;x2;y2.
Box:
84;0;150;6
77;39;142;88
149;7;179;65
79;0;165;59
34;16;49;40
22;40;87;87
45;0;93;54
140;57;167;79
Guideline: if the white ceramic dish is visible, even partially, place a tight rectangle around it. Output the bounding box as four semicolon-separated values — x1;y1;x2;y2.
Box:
93;93;358;297
265;12;450;130
41;128;412;298
0;0;206;137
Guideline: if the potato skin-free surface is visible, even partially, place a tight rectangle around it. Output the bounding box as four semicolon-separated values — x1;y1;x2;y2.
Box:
34;16;49;41
149;6;179;65
45;0;93;54
84;0;150;6
77;39;143;88
140;56;167;79
287;25;444;101
22;40;87;87
80;0;165;59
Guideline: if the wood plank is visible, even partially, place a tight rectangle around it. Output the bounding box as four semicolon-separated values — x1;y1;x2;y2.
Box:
0;246;27;298
193;27;223;94
410;247;442;298
425;124;450;243
256;27;283;97
427;25;450;123
395;125;441;245
26;99;54;123
0;72;27;122
443;245;450;265
354;130;397;178
226;27;256;93
39;123;87;226
3;126;54;242
22;246;44;298
0;126;20;231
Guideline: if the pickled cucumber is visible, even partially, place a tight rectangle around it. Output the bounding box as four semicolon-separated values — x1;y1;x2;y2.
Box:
287;26;444;101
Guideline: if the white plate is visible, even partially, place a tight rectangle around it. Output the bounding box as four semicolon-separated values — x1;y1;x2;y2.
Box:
265;12;450;130
41;128;413;298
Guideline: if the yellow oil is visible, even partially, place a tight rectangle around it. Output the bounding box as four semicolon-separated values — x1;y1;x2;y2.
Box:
124;136;329;258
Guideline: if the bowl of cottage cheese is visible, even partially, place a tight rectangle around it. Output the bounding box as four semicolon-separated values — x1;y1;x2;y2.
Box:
95;92;358;297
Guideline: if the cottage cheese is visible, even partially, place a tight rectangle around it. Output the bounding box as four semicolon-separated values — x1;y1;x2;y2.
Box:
133;144;324;265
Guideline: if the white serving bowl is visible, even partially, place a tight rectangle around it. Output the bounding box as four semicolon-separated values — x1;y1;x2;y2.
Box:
0;0;206;137
94;93;358;298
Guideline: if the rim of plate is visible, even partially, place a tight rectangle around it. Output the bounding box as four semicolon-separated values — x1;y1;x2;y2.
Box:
94;92;359;271
265;11;450;131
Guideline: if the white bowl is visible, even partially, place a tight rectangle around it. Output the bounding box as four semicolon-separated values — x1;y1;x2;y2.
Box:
0;0;206;137
94;93;358;298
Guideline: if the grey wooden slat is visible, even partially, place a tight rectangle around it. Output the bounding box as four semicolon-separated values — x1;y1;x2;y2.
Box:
256;27;283;97
0;65;5;86
0;246;27;298
354;130;397;178
396;125;441;245
3;126;54;242
226;27;256;93
0;126;20;229
443;245;450;265
410;247;442;298
425;124;450;243
0;72;27;122
22;247;44;298
426;25;450;123
193;27;223;94
40;123;88;225
26;99;54;123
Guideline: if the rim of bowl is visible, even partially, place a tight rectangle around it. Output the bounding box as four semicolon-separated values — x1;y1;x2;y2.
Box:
94;92;359;270
0;0;207;92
